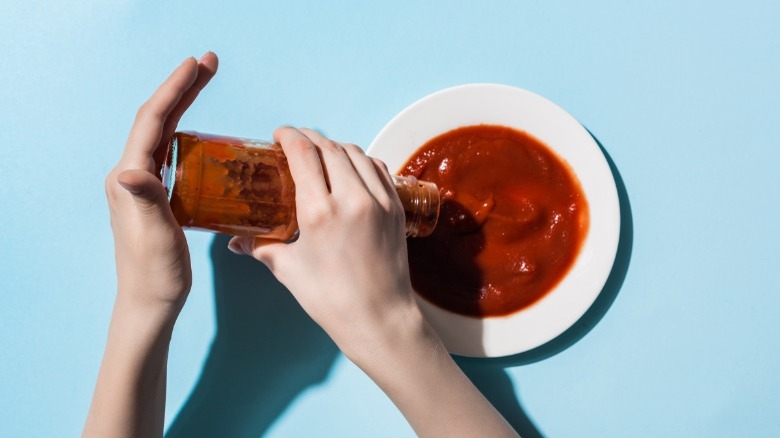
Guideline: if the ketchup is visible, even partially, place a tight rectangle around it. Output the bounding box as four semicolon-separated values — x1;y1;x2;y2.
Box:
400;125;589;317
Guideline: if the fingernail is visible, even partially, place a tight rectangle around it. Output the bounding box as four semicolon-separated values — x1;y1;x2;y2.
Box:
198;51;212;61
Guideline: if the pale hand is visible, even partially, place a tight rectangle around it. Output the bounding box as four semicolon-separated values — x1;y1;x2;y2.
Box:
105;53;218;311
229;127;419;359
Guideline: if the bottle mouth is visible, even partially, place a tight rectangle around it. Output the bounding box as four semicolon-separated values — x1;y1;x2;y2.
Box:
394;175;440;238
412;179;440;237
160;136;178;202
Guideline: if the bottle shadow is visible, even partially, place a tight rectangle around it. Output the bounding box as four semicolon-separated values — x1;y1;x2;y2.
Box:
165;235;340;438
454;132;633;436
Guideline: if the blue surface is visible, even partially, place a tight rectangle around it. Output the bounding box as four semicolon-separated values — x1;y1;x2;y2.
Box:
1;1;778;436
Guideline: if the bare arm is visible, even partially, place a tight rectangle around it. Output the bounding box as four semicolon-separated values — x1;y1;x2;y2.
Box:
230;128;518;437
85;53;514;436
354;310;517;437
83;299;176;437
83;52;218;438
353;314;517;437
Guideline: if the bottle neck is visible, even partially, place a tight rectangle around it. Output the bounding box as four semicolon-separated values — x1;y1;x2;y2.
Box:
392;175;440;237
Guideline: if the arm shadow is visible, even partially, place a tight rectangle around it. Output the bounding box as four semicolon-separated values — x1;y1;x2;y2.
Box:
456;131;633;437
165;235;340;438
456;360;545;438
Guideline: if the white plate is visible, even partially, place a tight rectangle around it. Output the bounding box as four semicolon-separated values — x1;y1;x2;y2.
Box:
368;84;620;358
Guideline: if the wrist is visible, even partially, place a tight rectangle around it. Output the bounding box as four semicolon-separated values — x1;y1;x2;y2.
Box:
116;273;189;318
346;302;444;373
342;307;519;438
97;294;178;385
114;248;192;311
112;291;182;341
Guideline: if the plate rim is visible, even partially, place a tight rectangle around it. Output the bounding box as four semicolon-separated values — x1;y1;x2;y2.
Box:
368;83;620;358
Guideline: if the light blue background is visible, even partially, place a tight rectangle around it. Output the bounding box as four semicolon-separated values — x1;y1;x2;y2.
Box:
1;1;778;437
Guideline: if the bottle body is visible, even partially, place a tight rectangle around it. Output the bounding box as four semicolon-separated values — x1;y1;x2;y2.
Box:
161;132;298;239
160;132;439;240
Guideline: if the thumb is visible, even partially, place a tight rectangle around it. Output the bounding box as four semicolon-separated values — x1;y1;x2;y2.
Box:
228;236;287;271
116;169;173;219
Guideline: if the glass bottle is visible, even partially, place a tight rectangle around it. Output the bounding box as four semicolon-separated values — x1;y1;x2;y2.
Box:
159;131;440;240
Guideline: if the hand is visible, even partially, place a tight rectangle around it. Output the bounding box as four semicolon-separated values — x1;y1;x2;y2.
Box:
228;127;422;359
105;53;218;312
228;128;518;437
85;53;220;438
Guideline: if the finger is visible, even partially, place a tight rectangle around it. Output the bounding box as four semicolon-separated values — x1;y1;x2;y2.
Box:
298;128;365;196
116;169;177;222
338;143;394;201
227;236;286;269
156;52;219;167
122;57;200;168
370;157;398;198
370;157;404;213
273;127;329;198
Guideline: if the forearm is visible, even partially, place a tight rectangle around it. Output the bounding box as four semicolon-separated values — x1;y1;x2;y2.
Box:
83;293;180;438
88;52;211;437
350;307;518;438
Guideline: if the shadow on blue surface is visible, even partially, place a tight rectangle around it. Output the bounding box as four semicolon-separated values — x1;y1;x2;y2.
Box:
166;133;629;437
166;239;542;437
166;235;340;437
164;235;543;437
457;360;545;437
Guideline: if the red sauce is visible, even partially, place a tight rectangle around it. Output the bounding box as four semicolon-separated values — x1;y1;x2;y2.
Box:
167;132;298;239
400;125;589;317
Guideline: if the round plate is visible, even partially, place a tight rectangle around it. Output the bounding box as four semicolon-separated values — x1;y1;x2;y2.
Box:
368;84;620;358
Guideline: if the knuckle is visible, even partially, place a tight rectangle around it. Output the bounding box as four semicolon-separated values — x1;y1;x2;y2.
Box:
343;143;364;155
290;137;316;154
273;125;294;139
135;102;150;120
135;101;163;122
371;157;390;174
344;194;379;220
299;200;335;226
375;193;395;212
320;138;341;152
104;172;119;200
